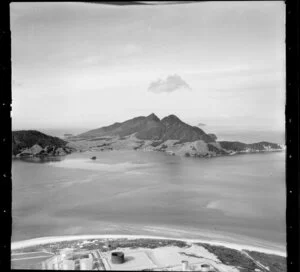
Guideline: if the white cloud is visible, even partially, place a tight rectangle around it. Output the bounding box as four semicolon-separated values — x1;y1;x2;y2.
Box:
148;74;191;94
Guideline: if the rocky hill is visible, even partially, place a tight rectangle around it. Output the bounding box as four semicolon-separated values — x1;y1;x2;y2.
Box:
71;114;283;158
12;130;75;158
13;115;283;159
79;114;215;143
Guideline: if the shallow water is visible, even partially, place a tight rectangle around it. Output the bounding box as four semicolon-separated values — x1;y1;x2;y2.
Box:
12;150;286;251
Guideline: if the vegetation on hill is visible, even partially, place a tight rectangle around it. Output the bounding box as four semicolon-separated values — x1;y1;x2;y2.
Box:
12;130;67;155
79;113;216;143
12;130;77;159
16;115;282;159
198;243;260;272
245;250;286;272
69;115;283;158
247;141;282;150
208;133;217;141
219;141;281;152
207;143;227;154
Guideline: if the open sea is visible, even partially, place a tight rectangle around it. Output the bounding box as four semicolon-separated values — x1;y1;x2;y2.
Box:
12;129;286;252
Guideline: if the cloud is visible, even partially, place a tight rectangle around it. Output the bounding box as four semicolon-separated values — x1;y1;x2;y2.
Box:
148;74;191;94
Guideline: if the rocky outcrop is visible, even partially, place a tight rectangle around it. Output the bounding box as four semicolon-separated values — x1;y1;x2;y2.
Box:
15;144;74;158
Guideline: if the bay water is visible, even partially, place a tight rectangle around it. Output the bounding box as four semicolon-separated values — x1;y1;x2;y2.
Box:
12;148;286;251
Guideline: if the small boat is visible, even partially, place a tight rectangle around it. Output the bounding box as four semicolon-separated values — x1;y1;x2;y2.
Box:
91;156;97;160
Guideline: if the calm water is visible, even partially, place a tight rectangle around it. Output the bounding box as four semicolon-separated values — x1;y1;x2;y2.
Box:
12;149;286;251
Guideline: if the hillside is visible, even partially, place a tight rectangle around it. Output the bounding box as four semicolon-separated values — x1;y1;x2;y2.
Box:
70;114;283;158
218;141;283;153
13;116;283;159
12;130;75;157
79;114;215;143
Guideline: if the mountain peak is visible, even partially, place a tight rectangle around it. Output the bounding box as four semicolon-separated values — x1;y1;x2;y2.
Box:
79;113;216;143
162;114;182;123
146;113;160;122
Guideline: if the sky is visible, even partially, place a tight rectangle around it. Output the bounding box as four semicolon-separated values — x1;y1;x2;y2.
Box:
10;1;285;131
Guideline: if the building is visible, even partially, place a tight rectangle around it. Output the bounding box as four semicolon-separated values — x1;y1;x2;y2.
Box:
182;260;189;271
60;248;74;259
111;251;125;264
79;254;93;270
200;263;212;272
62;259;75;270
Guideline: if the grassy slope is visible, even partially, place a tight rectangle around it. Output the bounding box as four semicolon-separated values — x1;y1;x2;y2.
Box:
245;250;286;272
198;243;261;272
79;114;215;143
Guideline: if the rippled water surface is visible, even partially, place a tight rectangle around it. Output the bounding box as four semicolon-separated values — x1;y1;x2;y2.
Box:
12;150;286;251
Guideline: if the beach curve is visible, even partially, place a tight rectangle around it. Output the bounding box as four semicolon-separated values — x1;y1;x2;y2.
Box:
11;234;286;257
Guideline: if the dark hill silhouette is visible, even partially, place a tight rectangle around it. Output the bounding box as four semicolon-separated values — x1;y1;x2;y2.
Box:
218;141;281;152
160;115;213;143
79;114;216;143
12;130;68;156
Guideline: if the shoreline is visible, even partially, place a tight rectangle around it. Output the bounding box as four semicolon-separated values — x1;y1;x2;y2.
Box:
13;147;285;162
11;234;286;257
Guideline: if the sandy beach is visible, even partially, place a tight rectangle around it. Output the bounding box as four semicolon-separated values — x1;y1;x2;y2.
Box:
11;234;286;257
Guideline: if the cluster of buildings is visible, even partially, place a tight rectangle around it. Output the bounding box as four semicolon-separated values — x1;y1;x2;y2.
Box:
180;261;215;272
39;239;219;271
42;248;94;270
41;247;217;271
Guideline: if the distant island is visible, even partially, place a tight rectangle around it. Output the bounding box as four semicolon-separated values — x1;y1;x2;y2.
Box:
12;114;284;159
198;123;206;126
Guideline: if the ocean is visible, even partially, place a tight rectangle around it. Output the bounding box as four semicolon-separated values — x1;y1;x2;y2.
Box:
12;144;286;252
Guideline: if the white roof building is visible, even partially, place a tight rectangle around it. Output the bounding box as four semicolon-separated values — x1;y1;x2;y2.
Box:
80;254;93;270
62;259;75;270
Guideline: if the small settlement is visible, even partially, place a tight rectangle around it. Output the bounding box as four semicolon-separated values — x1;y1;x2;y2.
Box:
12;238;278;271
42;245;218;271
